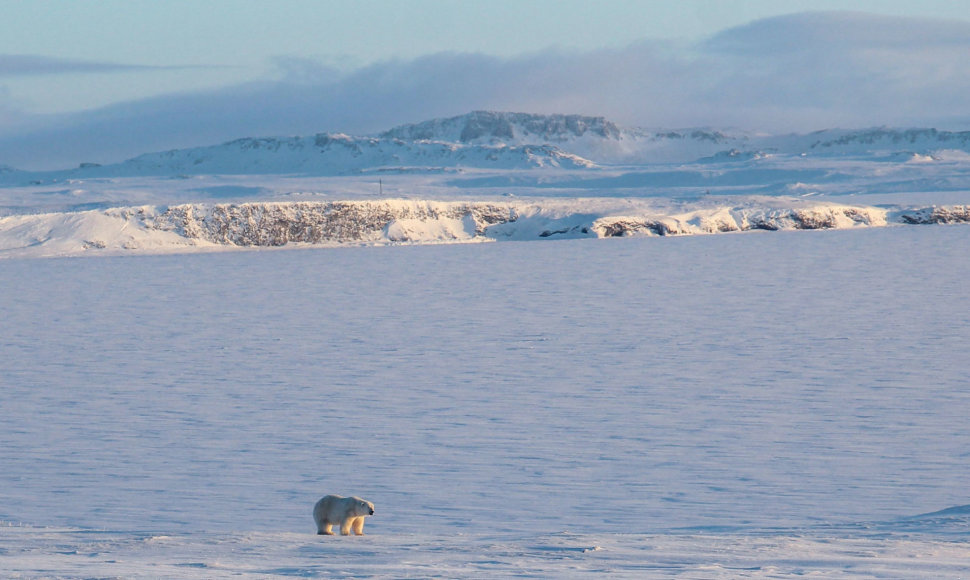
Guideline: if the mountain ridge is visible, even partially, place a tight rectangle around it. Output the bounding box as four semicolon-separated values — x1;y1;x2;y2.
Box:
379;111;624;144
4;111;970;179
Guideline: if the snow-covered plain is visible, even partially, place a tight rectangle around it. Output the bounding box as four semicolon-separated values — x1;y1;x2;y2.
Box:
2;112;970;577
2;226;970;578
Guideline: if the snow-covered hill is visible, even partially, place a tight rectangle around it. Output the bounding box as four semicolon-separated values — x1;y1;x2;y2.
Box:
6;111;970;182
111;133;596;176
806;127;970;152
379;110;769;166
3;196;968;258
379;111;752;164
380;111;624;144
381;111;970;163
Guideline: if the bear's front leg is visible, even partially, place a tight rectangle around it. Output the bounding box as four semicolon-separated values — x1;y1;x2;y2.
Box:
352;516;365;535
340;520;353;535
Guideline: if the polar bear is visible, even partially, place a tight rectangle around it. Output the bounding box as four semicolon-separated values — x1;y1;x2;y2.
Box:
313;495;375;536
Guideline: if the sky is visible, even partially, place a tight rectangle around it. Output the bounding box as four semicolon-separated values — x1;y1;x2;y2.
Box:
2;0;970;169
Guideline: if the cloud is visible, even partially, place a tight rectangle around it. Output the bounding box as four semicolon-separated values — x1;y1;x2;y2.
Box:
2;11;970;169
705;11;970;54
0;54;190;77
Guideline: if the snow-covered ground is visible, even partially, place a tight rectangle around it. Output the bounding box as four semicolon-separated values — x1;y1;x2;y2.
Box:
2;225;969;578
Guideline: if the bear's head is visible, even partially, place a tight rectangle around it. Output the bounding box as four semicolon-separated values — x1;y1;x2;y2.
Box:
352;496;375;516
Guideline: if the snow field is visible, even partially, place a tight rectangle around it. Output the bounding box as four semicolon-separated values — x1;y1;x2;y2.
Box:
3;526;969;578
1;225;969;577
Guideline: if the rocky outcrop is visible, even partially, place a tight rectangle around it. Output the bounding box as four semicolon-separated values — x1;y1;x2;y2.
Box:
898;205;970;224
585;205;884;238
7;199;967;259
811;129;970;149
381;111;622;144
147;201;515;246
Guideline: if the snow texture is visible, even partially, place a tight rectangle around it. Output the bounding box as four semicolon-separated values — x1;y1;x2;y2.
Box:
2;226;970;577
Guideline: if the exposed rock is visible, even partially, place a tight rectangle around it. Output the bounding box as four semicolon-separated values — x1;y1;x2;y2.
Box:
381;111;622;143
148;201;515;246
898;205;970;224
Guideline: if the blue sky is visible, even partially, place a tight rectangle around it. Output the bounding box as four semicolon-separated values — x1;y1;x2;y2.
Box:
2;1;969;168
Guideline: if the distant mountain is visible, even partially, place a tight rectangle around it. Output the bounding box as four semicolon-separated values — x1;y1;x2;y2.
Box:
380;111;623;144
380;111;753;164
108;111;634;177
805;128;970;152
379;111;970;164
97;131;596;177
5;111;970;181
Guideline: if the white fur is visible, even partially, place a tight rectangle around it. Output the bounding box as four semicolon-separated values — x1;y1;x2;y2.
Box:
313;495;375;536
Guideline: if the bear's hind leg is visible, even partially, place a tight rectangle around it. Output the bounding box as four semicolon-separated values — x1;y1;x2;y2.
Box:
352;516;365;535
340;520;353;535
318;523;334;535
